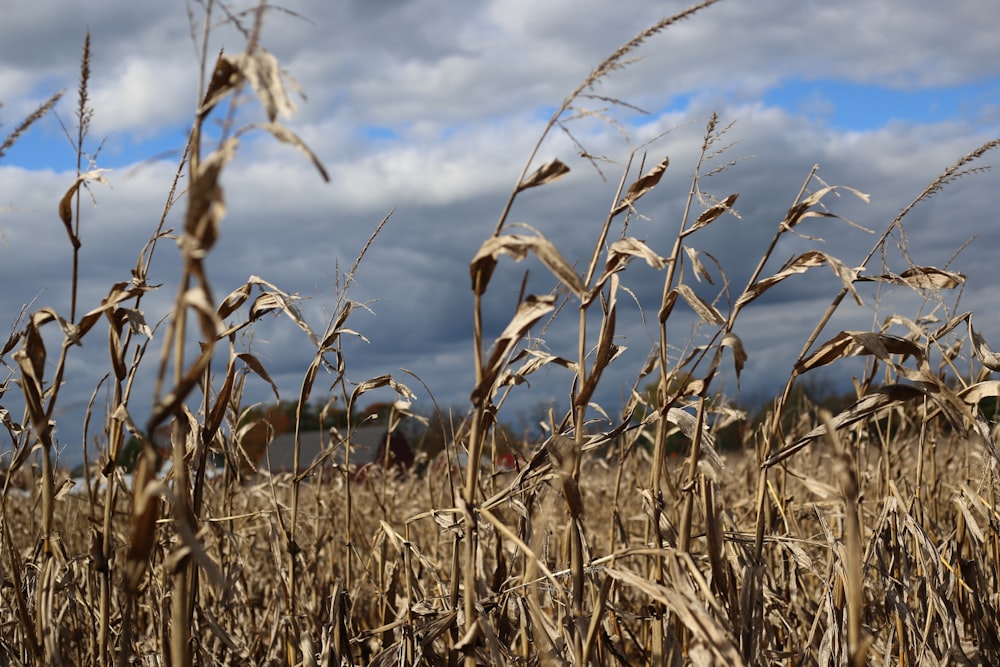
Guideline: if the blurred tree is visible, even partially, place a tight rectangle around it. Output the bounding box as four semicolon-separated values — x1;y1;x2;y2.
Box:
117;437;143;473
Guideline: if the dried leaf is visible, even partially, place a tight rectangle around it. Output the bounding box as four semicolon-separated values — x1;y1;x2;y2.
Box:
500;349;578;389
764;384;927;467
968;316;1000;371
58;168;111;249
472;295;556;404
737;250;861;308
217;283;251;320
119;307;151;338
682;193;739;238
229;50;296;122
590;237;668;299
666;408;724;470
958;381;1000;407
722;333;747;382
470;234;585;299
605;559;741;665
248;290;314;342
256;122;329;182
676;284;725;325
125;447;163;593
579;275;621;404
955;496;985;543
797;331;924;374
658;287;678;323
856;266;965;289
198;54;240;119
74;281;152;339
183;137;239;258
612;156;669;216
685;246;715;285
349;375;416;413
611;237;667;270
517;158;570;192
782;185;870;230
237;352;280;401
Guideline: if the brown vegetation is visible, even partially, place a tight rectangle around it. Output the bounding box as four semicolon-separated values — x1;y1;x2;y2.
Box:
2;2;999;665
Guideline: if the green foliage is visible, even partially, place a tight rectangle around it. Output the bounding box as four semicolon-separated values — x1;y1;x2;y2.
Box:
116;437;143;473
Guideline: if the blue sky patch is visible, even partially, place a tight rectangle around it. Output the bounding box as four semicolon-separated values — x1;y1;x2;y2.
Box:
362;124;400;141
2;117;190;171
764;75;1000;130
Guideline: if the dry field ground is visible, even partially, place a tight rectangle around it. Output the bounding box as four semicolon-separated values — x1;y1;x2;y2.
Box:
2;425;997;665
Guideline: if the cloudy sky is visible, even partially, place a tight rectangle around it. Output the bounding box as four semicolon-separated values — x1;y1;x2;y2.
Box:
2;0;999;466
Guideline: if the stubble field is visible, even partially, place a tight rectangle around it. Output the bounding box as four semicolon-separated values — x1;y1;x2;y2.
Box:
2;2;999;665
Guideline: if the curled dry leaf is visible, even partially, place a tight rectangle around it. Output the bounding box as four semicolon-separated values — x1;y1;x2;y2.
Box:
764;384;928;467
198;54;240;119
499;349;578;390
470;233;586;299
676;284;725;325
125;447;163;593
782;184;870;230
256;122;329;182
590;237;667;301
797;331;924;374
685;246;716;285
517;158;570;192
349;375;416;413
578;274;621;404
967;315;1000;371
722;333;747;382
658;287;678;323
936;312;1000;372
610;236;668;270
217;283;252;320
184;137;239;258
737;250;861;309
472;295;556;405
228;50;296;122
184;287;226;342
958;381;1000;407
75;281;154;340
58;168;111;249
204;346;236;439
856;266;965;289
612;156;669;216
665;407;724;470
681;193;739;238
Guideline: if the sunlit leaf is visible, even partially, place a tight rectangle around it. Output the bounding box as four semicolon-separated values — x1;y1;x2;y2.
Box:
58;168;111;249
470;234;586;299
676;284;724;325
856;266;965;289
797;331;924;374
612;156;669;216
681;193;738;237
517;158;570;192
737;250;861;308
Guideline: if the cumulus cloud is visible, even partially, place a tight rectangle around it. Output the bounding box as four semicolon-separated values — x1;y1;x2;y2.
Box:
1;0;999;466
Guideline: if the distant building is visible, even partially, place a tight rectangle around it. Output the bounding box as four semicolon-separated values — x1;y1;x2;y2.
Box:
261;425;413;477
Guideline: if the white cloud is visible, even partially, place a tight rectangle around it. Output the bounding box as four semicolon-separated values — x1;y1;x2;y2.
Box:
89;58;196;138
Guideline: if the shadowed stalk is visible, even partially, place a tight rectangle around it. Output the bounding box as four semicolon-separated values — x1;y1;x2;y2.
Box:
70;31;92;323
